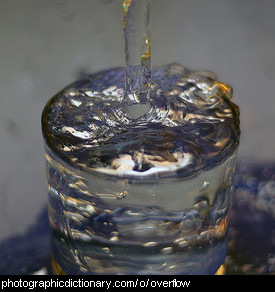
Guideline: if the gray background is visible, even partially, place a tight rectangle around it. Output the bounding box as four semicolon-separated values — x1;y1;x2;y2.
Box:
0;0;274;241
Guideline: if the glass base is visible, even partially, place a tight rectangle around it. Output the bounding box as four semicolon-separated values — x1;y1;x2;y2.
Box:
51;255;226;275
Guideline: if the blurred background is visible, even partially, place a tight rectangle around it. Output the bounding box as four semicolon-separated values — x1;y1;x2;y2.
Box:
0;0;274;242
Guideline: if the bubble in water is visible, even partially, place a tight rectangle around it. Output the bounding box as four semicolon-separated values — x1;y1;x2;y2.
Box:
116;191;128;200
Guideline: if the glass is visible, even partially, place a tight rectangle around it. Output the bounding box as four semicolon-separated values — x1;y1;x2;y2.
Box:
42;65;240;275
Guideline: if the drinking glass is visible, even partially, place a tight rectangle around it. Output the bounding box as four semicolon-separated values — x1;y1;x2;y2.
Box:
42;66;240;275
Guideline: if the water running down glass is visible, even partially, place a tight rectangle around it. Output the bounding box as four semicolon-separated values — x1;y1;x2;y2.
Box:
42;0;240;275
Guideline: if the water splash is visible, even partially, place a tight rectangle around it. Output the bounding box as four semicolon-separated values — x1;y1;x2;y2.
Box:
43;64;240;179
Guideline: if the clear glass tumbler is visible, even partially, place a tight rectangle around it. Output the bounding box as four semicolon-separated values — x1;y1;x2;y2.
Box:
42;65;240;275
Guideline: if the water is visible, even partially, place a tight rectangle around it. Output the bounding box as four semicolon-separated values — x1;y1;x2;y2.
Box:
123;0;151;115
42;0;240;275
42;64;240;274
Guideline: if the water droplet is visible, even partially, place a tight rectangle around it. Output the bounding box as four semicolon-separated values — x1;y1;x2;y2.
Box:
109;236;119;242
161;246;173;254
116;191;128;200
143;241;157;247
201;181;210;191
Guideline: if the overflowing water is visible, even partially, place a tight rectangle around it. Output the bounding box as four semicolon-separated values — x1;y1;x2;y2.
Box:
43;63;239;177
42;0;240;275
43;64;240;274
